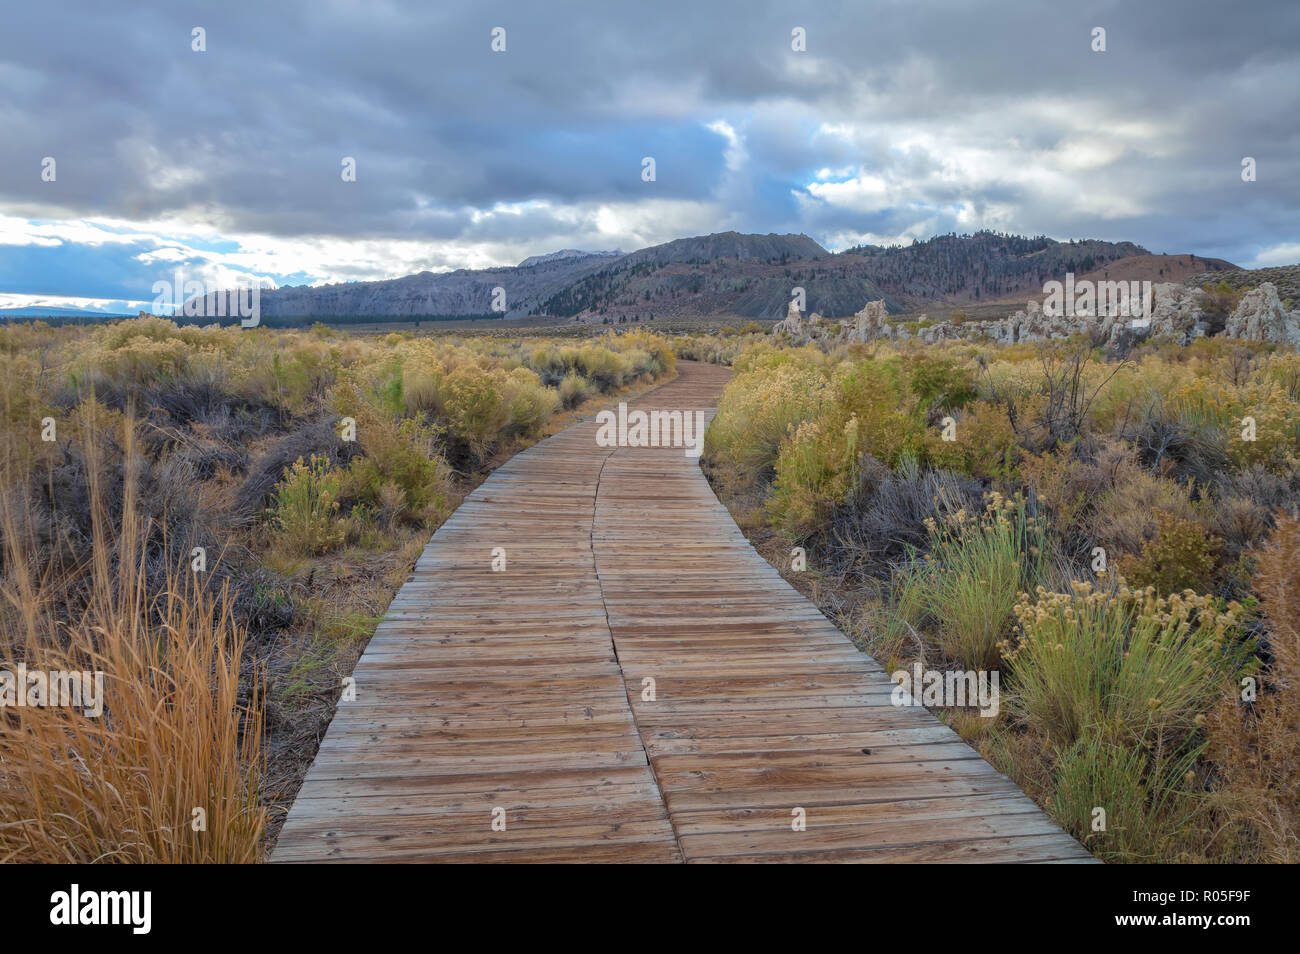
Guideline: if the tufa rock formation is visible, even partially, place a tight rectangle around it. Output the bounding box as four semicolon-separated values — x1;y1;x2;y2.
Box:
1225;283;1300;346
774;282;1300;351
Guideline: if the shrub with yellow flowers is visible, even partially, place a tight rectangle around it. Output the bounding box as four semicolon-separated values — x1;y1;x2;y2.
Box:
1005;582;1255;751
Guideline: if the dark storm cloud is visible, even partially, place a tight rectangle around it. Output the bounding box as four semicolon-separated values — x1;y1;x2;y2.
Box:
1;0;1297;294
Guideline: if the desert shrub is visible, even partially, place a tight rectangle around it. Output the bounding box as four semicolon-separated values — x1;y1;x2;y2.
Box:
327;381;455;521
1018;446;1111;553
921;399;1017;478
1206;465;1298;567
827;458;984;577
1122;398;1229;487
1205;514;1300;862
271;455;345;556
234;417;357;518
1115;366;1299;477
766;418;856;536
263;342;336;413
995;339;1126;451
1050;733;1204;863
673;331;760;366
437;365;511;459
1115;510;1223;595
503;366;560;437
1206;494;1275;594
1007;583;1252;751
612;329;676;378
427;364;558;461
765;358;927;534
574;345;633;389
905;492;1047;669
342;417;453;521
905;353;978;417
835;358;919;457
704;358;830;483
1225;381;1299;471
1217;462;1299;513
557;370;593;408
10;401;255;623
1260;350;1300;400
1085;462;1201;560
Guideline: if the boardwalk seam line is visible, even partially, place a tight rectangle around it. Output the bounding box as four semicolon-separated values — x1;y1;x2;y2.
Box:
591;445;688;863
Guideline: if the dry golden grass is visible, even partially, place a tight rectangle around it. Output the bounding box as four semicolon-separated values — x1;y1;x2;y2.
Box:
1205;513;1300;862
0;419;263;863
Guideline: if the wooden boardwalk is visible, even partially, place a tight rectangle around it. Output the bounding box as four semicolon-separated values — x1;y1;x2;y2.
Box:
273;361;1092;863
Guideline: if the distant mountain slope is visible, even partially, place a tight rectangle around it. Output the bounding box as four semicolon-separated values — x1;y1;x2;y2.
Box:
204;247;624;320
839;233;1149;307
618;231;829;266
537;232;844;319
516;249;622;268
1065;253;1237;292
1186;264;1300;303
542;230;1149;321
186;230;1214;324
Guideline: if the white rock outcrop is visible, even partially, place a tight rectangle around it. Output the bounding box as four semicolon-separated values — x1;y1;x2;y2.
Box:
770;282;1300;350
1224;282;1300;346
771;299;805;337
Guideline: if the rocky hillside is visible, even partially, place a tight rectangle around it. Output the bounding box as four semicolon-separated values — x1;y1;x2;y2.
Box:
1187;264;1300;304
840;232;1151;305
201;249;621;320
1038;253;1236;298
516;249;622;269
543;231;1150;321
193;231;1245;324
537;232;881;321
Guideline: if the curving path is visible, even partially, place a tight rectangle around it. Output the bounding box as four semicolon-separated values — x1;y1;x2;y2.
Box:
273;361;1092;863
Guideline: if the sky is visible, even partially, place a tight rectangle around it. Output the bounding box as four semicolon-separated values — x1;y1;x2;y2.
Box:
1;0;1297;313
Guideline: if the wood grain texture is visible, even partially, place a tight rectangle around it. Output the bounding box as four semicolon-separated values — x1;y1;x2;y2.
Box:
273;361;1093;864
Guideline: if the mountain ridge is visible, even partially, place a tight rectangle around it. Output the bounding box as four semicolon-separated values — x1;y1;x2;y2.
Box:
69;230;1248;324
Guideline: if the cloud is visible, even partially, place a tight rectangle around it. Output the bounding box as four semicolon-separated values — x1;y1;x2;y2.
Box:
1251;243;1300;268
0;0;1297;300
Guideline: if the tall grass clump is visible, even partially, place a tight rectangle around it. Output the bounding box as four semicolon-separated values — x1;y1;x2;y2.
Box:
1007;583;1252;751
1205;514;1300;861
895;492;1048;669
1050;732;1205;862
0;421;264;863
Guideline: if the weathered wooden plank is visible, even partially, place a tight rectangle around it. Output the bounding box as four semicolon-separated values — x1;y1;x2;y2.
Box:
272;362;1092;864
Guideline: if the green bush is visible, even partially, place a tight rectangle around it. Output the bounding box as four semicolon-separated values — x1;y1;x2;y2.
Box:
1115;511;1223;595
1051;733;1203;863
910;492;1047;669
906;353;978;415
1008;584;1252;750
558;371;593;409
272;455;345;555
